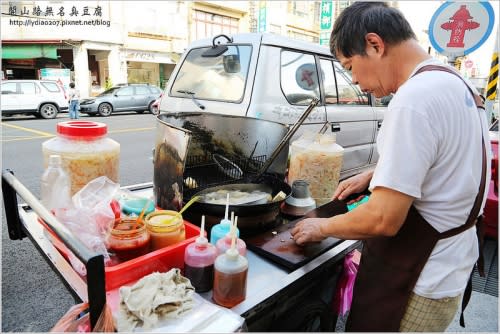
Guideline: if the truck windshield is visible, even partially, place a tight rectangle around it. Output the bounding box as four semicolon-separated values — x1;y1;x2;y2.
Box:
170;45;252;103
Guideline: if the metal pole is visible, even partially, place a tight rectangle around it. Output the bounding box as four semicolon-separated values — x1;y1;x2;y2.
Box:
484;28;499;125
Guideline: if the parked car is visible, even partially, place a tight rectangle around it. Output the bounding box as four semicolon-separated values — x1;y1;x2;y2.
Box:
79;83;162;116
484;119;498;239
1;79;68;119
160;33;388;180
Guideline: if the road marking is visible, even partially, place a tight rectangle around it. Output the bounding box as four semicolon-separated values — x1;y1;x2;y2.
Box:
1;123;155;142
1;123;54;137
2;135;46;142
108;127;155;134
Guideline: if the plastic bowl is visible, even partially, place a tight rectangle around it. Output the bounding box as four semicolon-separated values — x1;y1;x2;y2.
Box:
121;198;155;216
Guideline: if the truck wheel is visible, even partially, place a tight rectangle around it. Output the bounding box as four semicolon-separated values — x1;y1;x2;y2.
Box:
98;103;113;116
39;103;58;119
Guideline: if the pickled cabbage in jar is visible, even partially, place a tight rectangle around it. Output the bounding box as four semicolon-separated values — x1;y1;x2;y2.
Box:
288;132;343;206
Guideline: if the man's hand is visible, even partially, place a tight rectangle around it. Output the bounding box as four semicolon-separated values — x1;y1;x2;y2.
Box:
291;218;328;245
333;169;374;200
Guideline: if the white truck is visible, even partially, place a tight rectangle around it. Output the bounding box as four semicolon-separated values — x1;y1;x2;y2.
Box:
160;33;388;180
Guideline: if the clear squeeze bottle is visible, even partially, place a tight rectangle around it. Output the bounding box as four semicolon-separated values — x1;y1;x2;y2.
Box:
213;229;248;308
184;216;218;292
41;154;71;211
210;194;239;244
216;215;246;256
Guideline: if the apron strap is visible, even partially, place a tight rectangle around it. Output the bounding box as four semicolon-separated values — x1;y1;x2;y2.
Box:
413;65;488;328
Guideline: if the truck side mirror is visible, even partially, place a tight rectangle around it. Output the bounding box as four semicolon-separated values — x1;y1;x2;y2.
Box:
223;55;241;73
202;45;228;58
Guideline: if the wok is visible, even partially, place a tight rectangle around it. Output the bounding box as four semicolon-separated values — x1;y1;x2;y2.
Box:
185;98;320;232
183;173;292;232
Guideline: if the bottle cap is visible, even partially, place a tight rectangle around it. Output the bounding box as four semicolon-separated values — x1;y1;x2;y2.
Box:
225;247;239;260
57;121;107;138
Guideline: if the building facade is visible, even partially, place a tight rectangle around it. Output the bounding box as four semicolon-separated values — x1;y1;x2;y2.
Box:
2;1;454;98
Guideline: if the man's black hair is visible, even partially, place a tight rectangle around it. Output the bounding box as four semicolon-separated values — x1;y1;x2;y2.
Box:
330;1;416;59
69;82;75;88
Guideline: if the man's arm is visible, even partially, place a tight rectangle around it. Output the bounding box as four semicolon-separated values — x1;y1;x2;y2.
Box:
291;186;413;244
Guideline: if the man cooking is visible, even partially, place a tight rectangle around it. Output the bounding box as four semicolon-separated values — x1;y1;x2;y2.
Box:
290;2;491;332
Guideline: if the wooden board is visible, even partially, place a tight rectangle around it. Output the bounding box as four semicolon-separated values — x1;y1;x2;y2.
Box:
245;200;348;270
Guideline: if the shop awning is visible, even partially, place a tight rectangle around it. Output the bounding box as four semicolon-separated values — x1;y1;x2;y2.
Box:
2;45;58;60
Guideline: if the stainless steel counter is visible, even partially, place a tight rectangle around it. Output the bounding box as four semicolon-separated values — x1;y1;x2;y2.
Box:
5;178;359;331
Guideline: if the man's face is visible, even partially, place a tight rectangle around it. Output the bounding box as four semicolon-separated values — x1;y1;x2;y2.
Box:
336;46;392;98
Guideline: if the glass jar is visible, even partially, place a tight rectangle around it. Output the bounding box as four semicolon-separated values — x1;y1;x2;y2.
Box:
108;219;151;262
42;121;120;195
145;210;186;251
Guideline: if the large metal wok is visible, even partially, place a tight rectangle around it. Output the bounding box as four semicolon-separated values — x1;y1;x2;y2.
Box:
184;98;320;232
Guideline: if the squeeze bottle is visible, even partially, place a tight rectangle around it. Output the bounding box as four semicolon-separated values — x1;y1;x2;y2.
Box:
216;216;246;256
41;154;71;210
213;228;248;308
184;216;218;292
210;194;239;244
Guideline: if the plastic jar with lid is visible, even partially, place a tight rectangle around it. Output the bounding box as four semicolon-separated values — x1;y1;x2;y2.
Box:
288;132;344;206
145;210;186;251
42;121;120;195
108;218;151;262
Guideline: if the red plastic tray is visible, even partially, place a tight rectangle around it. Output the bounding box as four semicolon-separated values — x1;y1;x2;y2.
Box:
38;218;201;291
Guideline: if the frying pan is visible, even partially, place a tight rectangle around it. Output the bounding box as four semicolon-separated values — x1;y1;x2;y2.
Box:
185;98;320;228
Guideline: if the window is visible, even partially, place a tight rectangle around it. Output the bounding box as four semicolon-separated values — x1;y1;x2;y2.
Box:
334;65;369;105
41;82;61;92
148;86;161;94
280;50;320;105
117;86;134;96
19;82;37;94
287;30;319;43
170;45;251;102
320;59;338;104
192;10;239;40
135;86;150;95
1;82;17;94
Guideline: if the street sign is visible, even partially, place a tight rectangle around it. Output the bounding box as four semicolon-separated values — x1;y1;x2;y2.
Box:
258;1;266;32
429;1;495;57
320;0;333;46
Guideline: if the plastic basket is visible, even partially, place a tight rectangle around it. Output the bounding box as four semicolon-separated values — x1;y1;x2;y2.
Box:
38;217;201;291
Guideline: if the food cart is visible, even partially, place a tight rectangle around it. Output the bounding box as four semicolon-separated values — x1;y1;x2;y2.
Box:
2;171;360;332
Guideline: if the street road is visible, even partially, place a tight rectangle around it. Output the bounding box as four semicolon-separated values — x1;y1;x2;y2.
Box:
1;112;157;331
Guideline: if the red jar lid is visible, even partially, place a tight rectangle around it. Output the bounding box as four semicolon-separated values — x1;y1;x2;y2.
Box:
57;121;107;138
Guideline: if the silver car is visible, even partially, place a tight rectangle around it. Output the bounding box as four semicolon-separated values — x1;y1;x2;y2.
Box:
79;84;162;116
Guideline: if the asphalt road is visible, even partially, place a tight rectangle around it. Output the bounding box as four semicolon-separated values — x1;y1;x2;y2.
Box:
1;111;157;331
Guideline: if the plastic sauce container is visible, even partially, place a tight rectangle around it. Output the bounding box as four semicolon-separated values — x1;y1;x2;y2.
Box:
42;121;120;195
184;235;218;292
145;210;186;251
108;219;151;262
215;235;246;257
210;220;239;245
213;248;248;308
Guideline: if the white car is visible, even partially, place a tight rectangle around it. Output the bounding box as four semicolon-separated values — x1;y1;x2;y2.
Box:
1;79;69;119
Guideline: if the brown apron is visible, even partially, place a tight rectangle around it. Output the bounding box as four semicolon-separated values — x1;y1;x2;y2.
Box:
346;65;487;332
